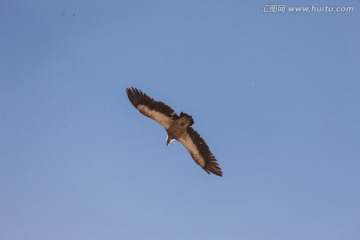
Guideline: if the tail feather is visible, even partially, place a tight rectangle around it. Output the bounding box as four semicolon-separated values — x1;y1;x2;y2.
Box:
179;112;194;126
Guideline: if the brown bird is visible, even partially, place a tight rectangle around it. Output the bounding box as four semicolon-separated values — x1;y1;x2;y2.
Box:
126;87;222;176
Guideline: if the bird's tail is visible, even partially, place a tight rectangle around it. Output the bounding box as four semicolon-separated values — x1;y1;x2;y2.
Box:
179;112;194;126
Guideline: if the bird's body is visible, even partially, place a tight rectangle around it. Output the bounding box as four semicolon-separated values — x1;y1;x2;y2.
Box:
166;112;193;143
126;87;222;176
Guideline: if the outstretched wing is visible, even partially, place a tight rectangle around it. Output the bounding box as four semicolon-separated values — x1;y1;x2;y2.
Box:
178;127;222;176
126;87;178;129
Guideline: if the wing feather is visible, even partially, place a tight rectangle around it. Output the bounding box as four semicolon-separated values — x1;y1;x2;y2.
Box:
126;87;178;129
178;127;223;176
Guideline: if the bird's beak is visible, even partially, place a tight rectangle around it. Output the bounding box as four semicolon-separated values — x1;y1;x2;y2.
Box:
166;137;172;145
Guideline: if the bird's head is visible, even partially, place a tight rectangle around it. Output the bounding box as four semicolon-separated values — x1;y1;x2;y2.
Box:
166;135;174;146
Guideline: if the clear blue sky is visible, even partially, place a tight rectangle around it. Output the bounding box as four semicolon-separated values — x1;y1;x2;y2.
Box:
1;1;359;239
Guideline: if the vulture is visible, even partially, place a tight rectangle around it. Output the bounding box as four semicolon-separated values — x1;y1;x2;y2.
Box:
126;87;222;176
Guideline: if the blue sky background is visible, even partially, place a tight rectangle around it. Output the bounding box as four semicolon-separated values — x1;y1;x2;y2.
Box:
1;1;359;239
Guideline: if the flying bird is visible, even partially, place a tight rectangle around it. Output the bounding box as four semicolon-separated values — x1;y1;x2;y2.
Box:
126;87;222;176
